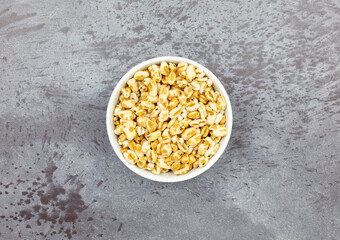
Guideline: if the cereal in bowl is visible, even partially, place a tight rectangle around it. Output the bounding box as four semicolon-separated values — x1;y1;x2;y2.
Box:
113;61;227;175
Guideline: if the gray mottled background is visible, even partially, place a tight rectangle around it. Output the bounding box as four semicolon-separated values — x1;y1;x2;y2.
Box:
0;0;339;239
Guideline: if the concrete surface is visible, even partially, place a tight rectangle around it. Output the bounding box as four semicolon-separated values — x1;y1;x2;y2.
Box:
0;0;339;239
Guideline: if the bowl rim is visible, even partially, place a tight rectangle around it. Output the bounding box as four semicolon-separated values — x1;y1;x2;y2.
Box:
106;56;233;182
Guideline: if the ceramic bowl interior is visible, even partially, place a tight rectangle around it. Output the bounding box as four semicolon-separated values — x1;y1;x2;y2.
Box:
106;56;233;182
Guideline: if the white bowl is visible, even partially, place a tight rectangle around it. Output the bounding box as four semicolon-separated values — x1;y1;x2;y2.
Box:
106;56;233;182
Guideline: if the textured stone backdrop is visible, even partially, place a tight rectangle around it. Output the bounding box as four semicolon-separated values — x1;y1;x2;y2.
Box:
0;0;339;239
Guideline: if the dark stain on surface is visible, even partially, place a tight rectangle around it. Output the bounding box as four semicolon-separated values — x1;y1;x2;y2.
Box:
0;161;90;239
41;130;49;150
177;15;188;22
117;222;123;232
132;25;145;33
6;24;45;38
19;210;34;220
60;26;70;34
0;12;37;28
86;30;95;38
97;180;103;187
114;2;122;10
84;104;107;111
0;8;10;16
38;184;66;204
65;174;78;185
